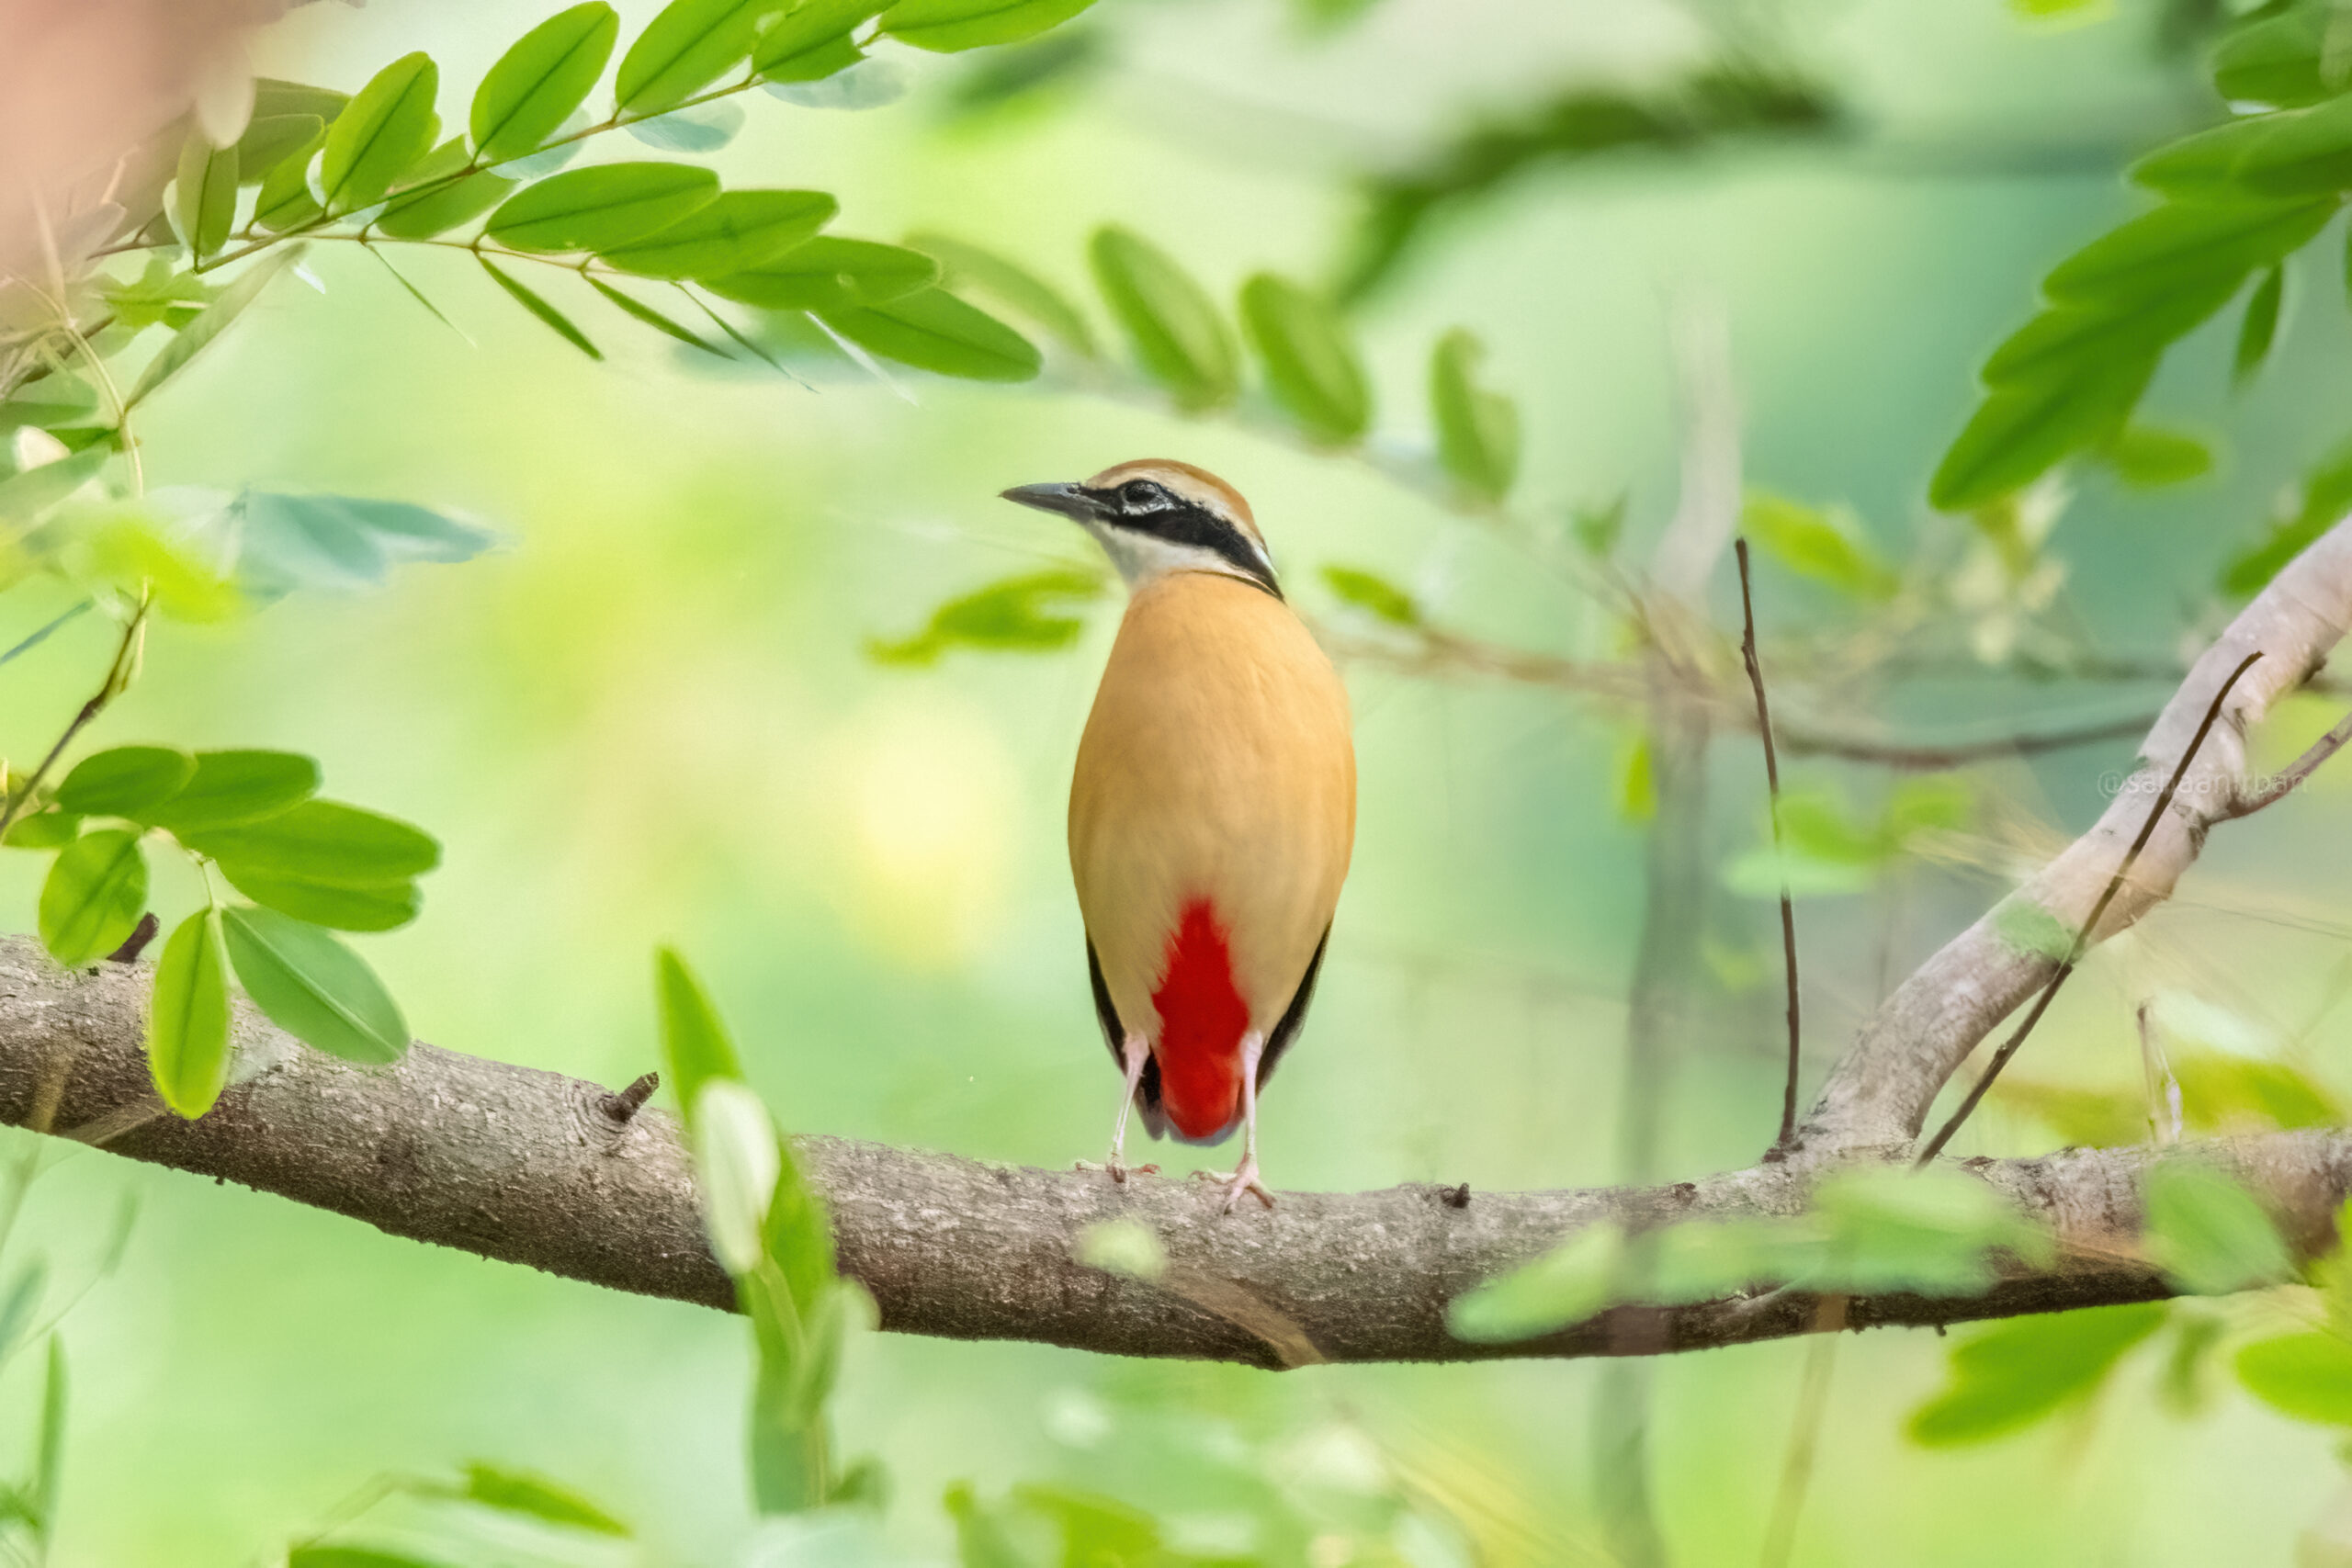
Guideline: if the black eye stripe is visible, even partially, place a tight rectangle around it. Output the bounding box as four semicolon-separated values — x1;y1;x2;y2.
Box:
1080;484;1282;599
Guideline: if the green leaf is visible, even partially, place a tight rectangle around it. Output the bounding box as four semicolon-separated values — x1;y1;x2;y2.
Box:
2174;1049;2341;1131
880;0;1098;52
1812;1166;2052;1295
694;1077;779;1272
2143;1160;2291;1295
458;1462;631;1536
319;51;440;211
2234;265;2285;386
1447;1222;1623;1343
2129;117;2275;199
254;129;326;231
232;112;322;183
616;0;781;117
173;135;238;259
55;746;195;819
2043;198;2336;307
145;750;320;834
184;798;437;883
0;448;107;529
287;1551;447;1568
213;868;419;932
906;231;1093;355
1650;1217;1824;1303
2100;423;2213;489
755;0;888;80
600;188;837;278
2;810;81;851
1238;272;1370;445
2238;1330;2352;1426
220;906;408;1065
473;3;620;161
480;257;604;359
38;829;148;967
0;374;99;434
818;288;1040;380
1929;356;2154;512
1088;225;1237;412
656;945;749;1116
207;491;500;602
1573;495;1628;558
2235;94;2352;197
1908;1303;2168;1446
254;79;351;122
2214;3;2346;106
486;162;719;253
376;168;516;239
128;246;305;408
1430;327;1521;504
147;909;232;1118
1011;1485;1161;1562
703;235;938;310
1992;897;2075;963
1741;491;1898;600
866;568;1102;664
1321;564;1419;626
585;276;726;354
625;99;746;151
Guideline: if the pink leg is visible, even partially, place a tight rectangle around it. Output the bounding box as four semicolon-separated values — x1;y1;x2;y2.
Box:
1194;1032;1272;1213
1078;1032;1158;1183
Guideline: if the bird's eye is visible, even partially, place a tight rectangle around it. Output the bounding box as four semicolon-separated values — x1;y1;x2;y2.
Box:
1120;480;1170;510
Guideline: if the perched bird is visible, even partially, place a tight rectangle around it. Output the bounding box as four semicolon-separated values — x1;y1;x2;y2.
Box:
1002;460;1355;1212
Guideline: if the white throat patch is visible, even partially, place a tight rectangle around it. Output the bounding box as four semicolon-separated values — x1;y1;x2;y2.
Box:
1085;519;1271;591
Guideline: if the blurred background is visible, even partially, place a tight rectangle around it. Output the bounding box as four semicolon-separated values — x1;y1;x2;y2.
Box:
7;0;2352;1562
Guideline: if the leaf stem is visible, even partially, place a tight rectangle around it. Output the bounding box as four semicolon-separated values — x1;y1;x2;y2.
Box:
0;595;153;845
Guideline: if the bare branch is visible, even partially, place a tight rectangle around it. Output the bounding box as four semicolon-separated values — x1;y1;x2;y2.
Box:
1325;626;2161;771
1800;516;2352;1155
1736;537;1804;1153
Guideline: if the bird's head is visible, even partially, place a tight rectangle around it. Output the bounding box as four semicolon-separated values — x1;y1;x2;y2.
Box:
1001;459;1279;598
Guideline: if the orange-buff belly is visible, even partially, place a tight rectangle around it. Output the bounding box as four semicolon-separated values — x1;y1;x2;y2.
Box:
1151;899;1250;1139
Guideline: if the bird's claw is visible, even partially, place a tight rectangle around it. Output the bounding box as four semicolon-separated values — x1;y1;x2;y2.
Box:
1192;1164;1274;1213
1075;1158;1159;1184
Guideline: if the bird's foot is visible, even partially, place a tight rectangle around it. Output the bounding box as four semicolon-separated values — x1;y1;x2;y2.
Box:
1075;1158;1159;1184
1193;1161;1274;1213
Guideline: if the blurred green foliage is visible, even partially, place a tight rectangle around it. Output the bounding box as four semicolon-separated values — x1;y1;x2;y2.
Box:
6;0;2352;1563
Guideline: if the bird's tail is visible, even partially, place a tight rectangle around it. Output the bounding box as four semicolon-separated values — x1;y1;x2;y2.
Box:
1136;1059;1238;1147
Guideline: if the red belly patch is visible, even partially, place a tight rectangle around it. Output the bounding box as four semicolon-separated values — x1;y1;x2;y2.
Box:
1152;899;1250;1140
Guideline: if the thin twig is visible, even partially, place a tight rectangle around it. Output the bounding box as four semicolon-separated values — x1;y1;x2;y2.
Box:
0;604;89;671
0;598;150;844
1758;1292;1848;1568
1737;539;1804;1151
1329;626;2162;769
2221;703;2352;818
1915;650;2264;1166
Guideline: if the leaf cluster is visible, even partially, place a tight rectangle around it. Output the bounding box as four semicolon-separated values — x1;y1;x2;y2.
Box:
8;745;431;1117
1935;1;2352;513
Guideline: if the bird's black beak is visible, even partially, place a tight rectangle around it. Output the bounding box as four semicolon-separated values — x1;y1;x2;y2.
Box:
1000;481;1102;522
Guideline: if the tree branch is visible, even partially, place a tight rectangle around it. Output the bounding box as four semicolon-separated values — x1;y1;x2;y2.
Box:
1794;515;2352;1156
4;935;2348;1368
